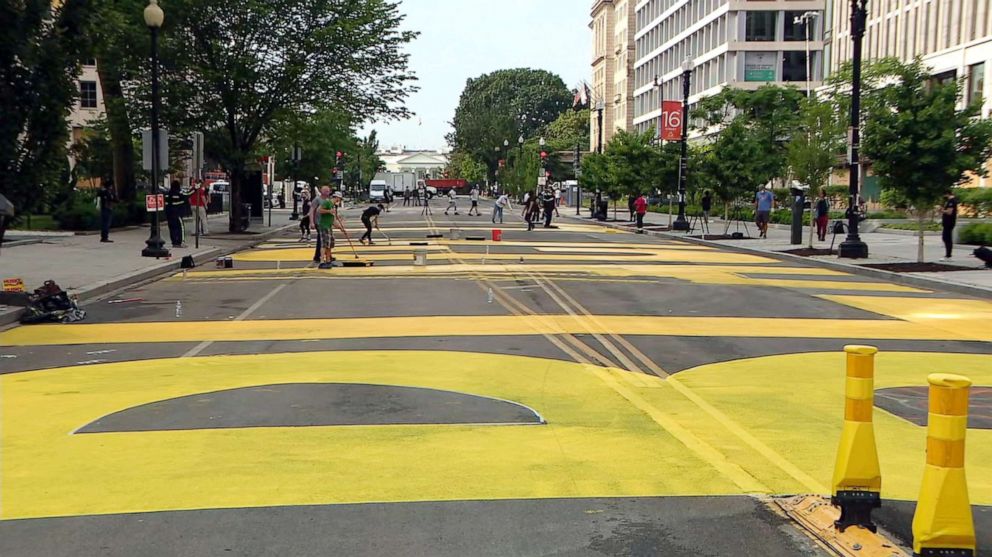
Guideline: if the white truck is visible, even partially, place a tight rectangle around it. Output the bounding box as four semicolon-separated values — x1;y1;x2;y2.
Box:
374;172;418;195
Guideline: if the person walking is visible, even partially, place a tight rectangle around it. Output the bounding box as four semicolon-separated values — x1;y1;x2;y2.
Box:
310;186;331;262
360;203;384;244
493;193;511;223
468;186;481;216
97;180;117;243
553;187;561;216
634;191;648;232
403;188;411;207
383;186;393;212
940;191;958;261
754;185;774;239
298;189;312;242
444;188;459;215
164;180;187;248
524;191;541;231
701;191;712;224
814;189;830;242
627;193;637;222
542;188;556;228
190;180;209;237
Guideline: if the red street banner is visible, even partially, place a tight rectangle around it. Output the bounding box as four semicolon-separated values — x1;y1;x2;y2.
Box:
660;101;683;141
145;194;165;212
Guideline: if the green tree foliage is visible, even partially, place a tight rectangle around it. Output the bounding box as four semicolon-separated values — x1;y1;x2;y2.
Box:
345;131;385;195
447;68;572;178
579;130;665;218
860;59;992;261
445;152;487;183
543;108;591;151
696;119;766;219
158;0;417;232
266;109;360;193
787;98;846;246
1;0;92;218
696;85;805;186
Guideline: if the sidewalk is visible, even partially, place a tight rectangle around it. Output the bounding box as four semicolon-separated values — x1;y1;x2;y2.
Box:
0;211;297;325
567;208;992;297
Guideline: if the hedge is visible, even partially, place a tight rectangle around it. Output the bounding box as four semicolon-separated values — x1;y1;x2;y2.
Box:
958;223;992;245
52;193;147;231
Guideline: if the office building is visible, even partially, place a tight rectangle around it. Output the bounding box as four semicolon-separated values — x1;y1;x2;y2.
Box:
590;0;637;151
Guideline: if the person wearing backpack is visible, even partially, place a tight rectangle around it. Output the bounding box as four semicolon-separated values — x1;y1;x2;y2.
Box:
815;189;830;242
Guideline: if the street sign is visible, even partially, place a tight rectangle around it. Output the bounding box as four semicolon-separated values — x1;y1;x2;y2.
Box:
141;129;169;171
2;278;25;293
661;101;683;141
145;194;165;212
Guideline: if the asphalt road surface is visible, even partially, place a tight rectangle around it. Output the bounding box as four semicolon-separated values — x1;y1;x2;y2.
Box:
2;199;990;556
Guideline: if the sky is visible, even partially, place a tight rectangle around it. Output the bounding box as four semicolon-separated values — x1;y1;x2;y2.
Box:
361;0;591;152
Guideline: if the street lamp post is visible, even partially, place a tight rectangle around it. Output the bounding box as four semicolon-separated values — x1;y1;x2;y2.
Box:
141;0;169;258
289;145;301;220
673;57;693;232
595;100;605;154
839;0;869;259
794;12;819;99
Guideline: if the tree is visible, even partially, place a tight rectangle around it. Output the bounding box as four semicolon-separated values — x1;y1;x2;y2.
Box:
543;108;591;151
579;129;663;219
162;0;416;232
267;109;356;192
697;119;765;220
1;0;92;219
346;131;385;196
861;59;992;262
446;152;487;183
447;68;572;177
787;98;846;246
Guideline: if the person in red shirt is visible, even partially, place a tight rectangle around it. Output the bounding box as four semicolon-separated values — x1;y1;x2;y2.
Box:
190;180;209;236
634;192;648;233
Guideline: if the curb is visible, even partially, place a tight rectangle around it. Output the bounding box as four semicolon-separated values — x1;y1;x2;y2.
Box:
0;222;297;328
570;215;992;300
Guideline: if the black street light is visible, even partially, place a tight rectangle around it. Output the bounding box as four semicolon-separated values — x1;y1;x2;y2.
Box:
141;0;169;258
673;57;693;232
595;100;605;154
839;0;870;259
289;145;302;220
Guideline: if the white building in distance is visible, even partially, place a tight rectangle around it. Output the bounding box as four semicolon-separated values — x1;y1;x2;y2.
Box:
377;146;449;179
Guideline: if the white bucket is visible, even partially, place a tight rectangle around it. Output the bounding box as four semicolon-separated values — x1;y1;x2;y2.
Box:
413;249;428;266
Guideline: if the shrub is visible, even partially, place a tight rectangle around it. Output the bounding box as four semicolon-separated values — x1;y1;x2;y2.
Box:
954;187;992;217
958;223;992;245
52;192;146;231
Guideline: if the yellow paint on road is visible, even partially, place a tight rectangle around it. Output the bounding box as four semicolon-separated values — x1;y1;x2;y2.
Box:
2;313;981;347
820;295;992;343
669;352;992;504
233;249;774;264
0;351;739;519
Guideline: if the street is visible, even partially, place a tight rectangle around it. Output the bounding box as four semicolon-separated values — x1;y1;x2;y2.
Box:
2;200;990;556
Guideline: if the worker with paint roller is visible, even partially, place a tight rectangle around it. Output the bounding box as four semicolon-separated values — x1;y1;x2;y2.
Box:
315;188;349;269
359;203;385;245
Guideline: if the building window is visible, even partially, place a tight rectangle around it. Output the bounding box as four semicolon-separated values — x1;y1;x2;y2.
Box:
968;62;986;106
745;11;777;41
79;81;98;109
783;12;809;41
782;51;808;82
930;69;957;88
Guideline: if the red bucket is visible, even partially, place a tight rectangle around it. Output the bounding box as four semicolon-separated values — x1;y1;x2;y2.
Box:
491;229;502;242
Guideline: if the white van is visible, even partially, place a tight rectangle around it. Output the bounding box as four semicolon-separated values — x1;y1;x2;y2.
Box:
369;180;388;200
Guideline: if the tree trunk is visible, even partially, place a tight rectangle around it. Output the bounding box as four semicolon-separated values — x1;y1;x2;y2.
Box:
97;60;136;201
917;210;926;264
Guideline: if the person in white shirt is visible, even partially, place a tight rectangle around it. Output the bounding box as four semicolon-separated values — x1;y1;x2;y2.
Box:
493;193;512;223
552;188;561;216
468;186;481;216
444;188;459;216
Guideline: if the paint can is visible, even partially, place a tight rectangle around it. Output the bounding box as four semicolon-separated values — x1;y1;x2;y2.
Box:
224;257;233;269
413;249;427;266
216;257;224;268
492;229;502;242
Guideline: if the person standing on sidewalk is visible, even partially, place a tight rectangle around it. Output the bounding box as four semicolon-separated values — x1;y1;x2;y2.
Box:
754;185;774;239
493;193;511;223
940;191;958;261
190;180;209;237
298;189;312;242
815;189;830;242
164;180;187;248
97;180;117;243
634;192;648;233
701;191;712;224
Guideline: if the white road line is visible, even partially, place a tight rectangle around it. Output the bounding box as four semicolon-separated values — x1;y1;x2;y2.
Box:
181;284;287;358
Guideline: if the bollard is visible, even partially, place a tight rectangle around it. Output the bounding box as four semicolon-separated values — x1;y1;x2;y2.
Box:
832;345;882;532
912;374;975;557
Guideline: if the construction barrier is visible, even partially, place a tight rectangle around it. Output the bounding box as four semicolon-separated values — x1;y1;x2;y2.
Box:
832;345;882;532
912;373;976;557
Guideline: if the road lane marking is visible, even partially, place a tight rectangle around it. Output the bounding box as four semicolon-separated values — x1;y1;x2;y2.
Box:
182;284;287;358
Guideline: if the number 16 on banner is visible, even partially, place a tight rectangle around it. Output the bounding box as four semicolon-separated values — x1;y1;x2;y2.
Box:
660;101;683;141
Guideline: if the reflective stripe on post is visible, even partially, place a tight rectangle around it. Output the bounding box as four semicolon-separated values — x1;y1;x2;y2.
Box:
832;345;882;532
912;374;976;557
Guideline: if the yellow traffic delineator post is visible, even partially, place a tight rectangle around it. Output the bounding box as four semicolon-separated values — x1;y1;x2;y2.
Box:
912;374;976;557
832;345;882;532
